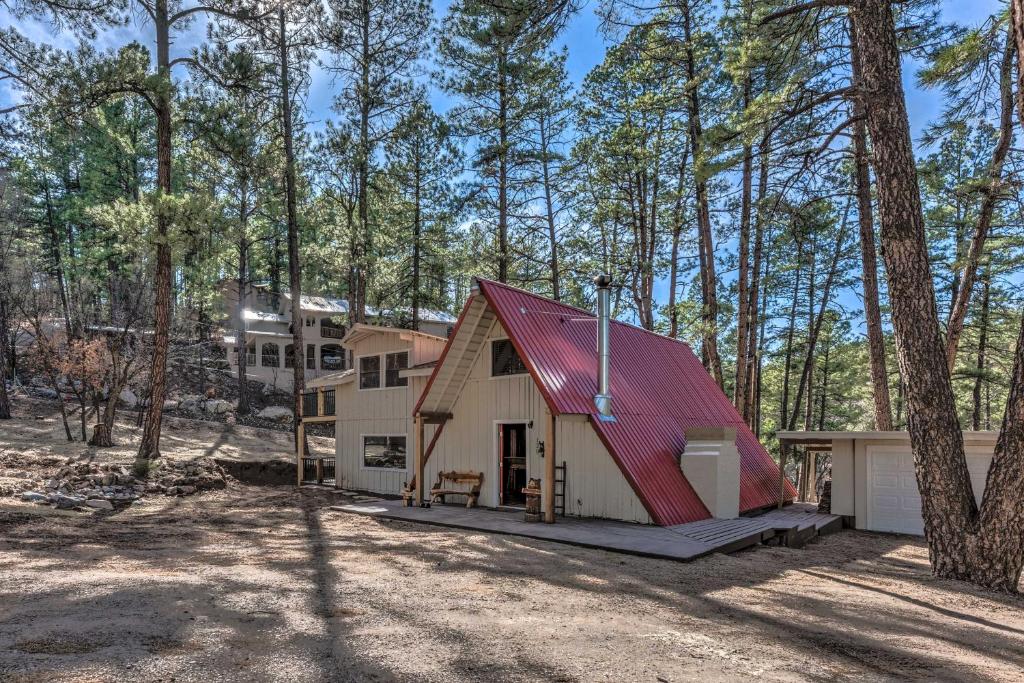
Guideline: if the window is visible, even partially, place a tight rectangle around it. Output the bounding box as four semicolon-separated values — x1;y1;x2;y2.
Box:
245;343;256;367
491;339;527;376
284;343;296;369
322;344;345;371
306;344;316;370
363;435;406;469
305;317;313;327
385;352;409;388
359;355;380;389
261;342;279;367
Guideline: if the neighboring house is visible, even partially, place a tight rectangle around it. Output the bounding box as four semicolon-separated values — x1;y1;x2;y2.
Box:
219;281;455;393
302;324;448;493
221;284;352;393
777;430;998;535
304;276;793;527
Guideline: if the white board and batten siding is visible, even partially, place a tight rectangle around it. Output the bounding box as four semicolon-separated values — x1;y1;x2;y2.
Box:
426;318;652;524
331;328;444;495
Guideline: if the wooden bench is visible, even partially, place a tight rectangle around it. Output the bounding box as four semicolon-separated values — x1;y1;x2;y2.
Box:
430;471;483;508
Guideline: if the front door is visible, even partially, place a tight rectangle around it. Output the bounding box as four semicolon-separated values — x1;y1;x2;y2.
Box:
498;423;528;506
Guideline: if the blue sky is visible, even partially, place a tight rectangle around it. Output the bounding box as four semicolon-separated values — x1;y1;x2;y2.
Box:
0;0;1006;328
1;0;999;153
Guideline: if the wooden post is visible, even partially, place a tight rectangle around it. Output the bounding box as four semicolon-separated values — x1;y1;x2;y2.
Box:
544;410;556;523
296;419;305;487
415;413;425;506
316;388;324;417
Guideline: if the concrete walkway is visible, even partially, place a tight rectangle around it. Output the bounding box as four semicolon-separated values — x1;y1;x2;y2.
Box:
333;499;841;562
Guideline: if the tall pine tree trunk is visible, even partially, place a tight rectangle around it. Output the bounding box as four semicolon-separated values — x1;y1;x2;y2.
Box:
667;145;689;339
497;53;510;283
972;267;990;431
279;4;305;445
137;0;174;462
539;112;560;300
743;139;769;423
850;14;893;431
735;83;754;411
236;183;250;416
944;27;1015;371
0;285;10;420
854;0;1024;589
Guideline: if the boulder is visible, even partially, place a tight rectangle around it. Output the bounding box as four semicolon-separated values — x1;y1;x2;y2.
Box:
20;491;49;504
163;399;180;411
53;494;85;510
119;388;138;408
179;396;201;414
257;406;293;423
85;499;114;510
206;399;232;415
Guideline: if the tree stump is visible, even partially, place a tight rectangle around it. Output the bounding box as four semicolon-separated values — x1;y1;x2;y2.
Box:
89;423;112;447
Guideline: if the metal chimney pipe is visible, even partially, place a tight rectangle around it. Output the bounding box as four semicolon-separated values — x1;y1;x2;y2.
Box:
594;274;614;421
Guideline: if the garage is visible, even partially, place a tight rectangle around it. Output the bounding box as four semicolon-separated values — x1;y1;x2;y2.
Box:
777;430;997;536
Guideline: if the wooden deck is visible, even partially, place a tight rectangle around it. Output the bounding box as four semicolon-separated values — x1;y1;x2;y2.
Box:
333;499;841;562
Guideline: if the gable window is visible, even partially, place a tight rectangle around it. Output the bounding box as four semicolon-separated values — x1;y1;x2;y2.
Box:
385;352;409;388
359;355;381;389
261;342;279;367
362;435;407;469
491;339;527;376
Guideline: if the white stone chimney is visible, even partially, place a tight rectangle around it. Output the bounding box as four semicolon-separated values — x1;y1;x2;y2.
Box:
680;427;740;519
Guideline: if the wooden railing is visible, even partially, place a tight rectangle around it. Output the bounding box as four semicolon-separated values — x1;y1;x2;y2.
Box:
320;326;345;339
302;391;318;418
323;389;335;416
301;388;336;419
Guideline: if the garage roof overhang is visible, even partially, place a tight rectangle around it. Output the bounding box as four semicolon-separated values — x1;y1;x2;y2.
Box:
776;430;1000;450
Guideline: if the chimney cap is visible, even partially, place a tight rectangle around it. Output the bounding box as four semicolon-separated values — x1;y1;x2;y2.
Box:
594;274;613;288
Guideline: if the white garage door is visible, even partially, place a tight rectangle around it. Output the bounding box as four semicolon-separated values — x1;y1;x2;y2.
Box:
866;447;990;535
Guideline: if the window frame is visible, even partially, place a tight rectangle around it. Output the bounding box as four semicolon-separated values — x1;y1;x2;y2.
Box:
357;350;410;390
490;337;527;378
385;351;409;388
360;433;408;471
261;342;280;368
357;354;382;390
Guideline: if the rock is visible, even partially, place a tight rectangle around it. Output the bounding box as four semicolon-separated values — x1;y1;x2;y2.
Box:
32;387;58;399
163;399;180;411
53;494;85;510
179;396;202;414
257;406;293;423
206;399;232;415
179;485;196;495
119;388;138;408
20;491;49;504
85;499;113;510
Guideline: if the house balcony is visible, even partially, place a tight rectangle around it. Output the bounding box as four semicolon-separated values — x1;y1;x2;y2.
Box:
320;326;345;339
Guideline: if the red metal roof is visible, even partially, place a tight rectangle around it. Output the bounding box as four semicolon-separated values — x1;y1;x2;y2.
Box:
418;278;795;526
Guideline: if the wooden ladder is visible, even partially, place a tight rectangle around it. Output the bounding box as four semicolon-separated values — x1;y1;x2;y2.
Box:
554;461;567;517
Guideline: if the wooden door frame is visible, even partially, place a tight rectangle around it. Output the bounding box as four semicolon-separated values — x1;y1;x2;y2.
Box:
493;419;529;507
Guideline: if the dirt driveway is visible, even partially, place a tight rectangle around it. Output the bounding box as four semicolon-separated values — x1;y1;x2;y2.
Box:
1;483;1023;682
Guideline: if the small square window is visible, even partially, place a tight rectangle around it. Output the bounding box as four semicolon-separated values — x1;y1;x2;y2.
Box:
385;352;409;388
491;339;527;376
359;355;381;389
